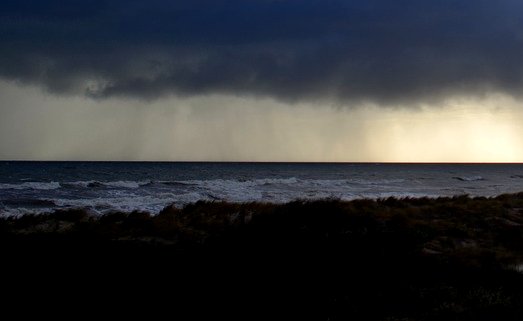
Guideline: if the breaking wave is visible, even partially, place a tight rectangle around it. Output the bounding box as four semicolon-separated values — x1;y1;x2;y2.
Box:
452;176;485;182
0;182;61;190
1;169;521;217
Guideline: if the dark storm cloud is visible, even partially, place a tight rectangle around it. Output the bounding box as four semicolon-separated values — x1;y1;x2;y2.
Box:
1;0;523;105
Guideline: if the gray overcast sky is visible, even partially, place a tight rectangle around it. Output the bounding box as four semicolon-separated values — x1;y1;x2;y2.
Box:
1;1;523;161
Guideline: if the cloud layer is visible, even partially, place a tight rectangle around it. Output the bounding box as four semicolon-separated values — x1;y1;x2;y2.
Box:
1;0;523;105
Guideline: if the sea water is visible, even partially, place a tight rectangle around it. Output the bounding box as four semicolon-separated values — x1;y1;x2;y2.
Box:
1;161;522;216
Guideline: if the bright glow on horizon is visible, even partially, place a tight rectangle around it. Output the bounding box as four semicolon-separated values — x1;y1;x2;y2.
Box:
361;95;523;162
0;81;522;162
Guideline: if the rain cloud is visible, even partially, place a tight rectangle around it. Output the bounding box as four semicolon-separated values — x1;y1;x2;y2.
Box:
1;0;523;105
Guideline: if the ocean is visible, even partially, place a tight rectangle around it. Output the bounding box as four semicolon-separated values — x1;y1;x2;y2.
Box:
1;161;522;216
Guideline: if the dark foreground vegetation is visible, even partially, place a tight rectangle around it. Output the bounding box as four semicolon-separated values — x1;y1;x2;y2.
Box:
2;194;523;320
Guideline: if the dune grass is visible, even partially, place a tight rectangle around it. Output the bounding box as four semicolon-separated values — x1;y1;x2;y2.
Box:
1;193;522;319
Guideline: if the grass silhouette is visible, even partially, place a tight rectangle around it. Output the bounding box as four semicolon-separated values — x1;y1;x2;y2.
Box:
1;194;522;319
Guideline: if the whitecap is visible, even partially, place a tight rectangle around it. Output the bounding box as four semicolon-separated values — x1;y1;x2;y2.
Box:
452;176;485;182
0;181;61;190
103;180;150;189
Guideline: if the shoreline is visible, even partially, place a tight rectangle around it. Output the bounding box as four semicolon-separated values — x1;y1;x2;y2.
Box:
2;193;522;319
3;191;523;218
3;193;523;258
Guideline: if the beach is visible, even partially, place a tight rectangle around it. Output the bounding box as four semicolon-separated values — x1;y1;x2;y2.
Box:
2;194;522;319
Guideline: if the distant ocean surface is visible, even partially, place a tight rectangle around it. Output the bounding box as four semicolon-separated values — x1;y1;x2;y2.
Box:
1;162;522;216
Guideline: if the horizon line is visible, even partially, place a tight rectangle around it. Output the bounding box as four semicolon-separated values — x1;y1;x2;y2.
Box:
1;160;523;165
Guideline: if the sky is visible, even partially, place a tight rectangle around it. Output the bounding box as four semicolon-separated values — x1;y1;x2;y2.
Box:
1;0;523;162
